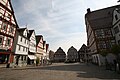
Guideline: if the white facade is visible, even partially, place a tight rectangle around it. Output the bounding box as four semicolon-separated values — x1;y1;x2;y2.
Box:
13;28;29;67
46;44;50;60
37;38;43;55
36;35;44;65
43;41;47;58
15;36;29;55
29;31;36;53
27;30;36;65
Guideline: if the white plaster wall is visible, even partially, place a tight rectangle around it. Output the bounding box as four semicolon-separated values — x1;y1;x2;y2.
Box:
15;45;28;55
18;36;29;48
15;35;29;55
29;32;36;53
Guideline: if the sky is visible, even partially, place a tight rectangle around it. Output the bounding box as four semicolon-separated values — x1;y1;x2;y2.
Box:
11;0;118;53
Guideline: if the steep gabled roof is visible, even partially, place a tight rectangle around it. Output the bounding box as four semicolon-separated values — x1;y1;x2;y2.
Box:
46;44;49;52
35;35;43;46
17;28;26;34
17;28;29;39
28;30;34;39
55;47;66;55
67;46;78;55
9;0;19;28
43;41;46;49
85;5;120;30
78;44;87;52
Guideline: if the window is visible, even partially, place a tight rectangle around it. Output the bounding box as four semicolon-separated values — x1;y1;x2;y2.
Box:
114;26;119;34
25;39;26;43
27;41;29;44
26;40;27;44
18;45;21;51
106;42;111;48
115;15;118;20
7;14;11;19
98;41;106;49
21;56;23;61
20;37;22;42
23;47;25;51
0;8;4;17
104;29;112;37
24;56;26;60
26;48;27;52
2;23;7;31
95;29;104;38
7;38;11;46
0;36;3;44
9;26;14;33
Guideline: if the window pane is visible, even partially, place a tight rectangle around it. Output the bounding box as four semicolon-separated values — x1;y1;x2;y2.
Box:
9;26;14;33
0;37;2;44
18;46;21;50
2;23;7;31
7;39;11;46
21;37;22;42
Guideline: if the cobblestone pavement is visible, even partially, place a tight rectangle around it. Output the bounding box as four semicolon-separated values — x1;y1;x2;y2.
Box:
0;63;120;80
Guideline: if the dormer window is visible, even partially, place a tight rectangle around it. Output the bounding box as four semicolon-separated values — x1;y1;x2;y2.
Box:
115;14;118;20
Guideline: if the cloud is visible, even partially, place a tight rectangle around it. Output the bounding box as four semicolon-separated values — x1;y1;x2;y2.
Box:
83;0;118;10
49;32;87;53
11;0;118;52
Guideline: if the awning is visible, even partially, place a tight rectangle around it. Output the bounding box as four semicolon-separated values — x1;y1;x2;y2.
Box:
28;55;36;60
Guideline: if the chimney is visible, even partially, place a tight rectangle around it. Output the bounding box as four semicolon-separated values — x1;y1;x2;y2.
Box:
87;8;91;13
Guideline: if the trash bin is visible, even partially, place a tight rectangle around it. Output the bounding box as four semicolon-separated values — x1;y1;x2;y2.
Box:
6;63;10;68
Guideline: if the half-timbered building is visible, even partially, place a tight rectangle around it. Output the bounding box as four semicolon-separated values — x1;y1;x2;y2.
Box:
27;30;36;65
46;44;49;61
36;35;43;65
67;46;78;62
12;28;29;67
85;5;120;65
54;47;66;62
0;0;18;66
